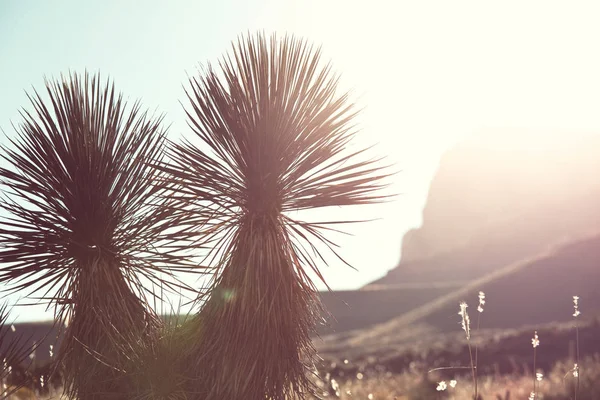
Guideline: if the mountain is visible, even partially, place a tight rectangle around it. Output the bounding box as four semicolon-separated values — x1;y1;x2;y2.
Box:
319;129;600;338
375;129;600;285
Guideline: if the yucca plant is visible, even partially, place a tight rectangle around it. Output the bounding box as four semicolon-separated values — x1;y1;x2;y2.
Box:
162;33;391;399
0;73;193;400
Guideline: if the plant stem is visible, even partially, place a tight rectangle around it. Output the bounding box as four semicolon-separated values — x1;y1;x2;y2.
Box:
575;323;580;400
474;311;481;398
467;339;476;399
533;346;537;397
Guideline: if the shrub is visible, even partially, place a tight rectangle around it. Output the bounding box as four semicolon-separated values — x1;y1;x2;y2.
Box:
0;73;192;399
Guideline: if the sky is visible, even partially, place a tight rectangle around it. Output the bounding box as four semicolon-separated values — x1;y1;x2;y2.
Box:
2;1;600;321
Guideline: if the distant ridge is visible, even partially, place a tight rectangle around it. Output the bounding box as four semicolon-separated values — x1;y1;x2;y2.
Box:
317;231;600;357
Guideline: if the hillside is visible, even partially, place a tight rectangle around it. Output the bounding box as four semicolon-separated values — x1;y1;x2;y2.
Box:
317;283;462;335
317;232;600;360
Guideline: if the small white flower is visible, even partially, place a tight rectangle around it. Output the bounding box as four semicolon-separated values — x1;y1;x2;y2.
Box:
573;363;579;377
478;291;486;313
10;325;15;333
368;394;374;400
330;378;338;390
40;375;44;388
532;331;540;348
449;379;457;388
436;381;447;391
573;295;581;317
529;391;536;400
536;372;543;381
330;378;340;396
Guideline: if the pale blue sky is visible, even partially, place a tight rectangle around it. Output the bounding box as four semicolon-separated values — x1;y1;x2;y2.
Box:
3;1;600;321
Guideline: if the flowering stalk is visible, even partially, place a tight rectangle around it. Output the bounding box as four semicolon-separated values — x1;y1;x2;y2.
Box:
573;295;580;400
473;291;485;398
531;331;540;398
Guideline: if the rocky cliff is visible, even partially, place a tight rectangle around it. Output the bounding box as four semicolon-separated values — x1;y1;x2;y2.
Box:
372;129;600;286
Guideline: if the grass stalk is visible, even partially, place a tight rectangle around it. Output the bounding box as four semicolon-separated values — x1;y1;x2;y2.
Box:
531;330;539;399
572;295;581;400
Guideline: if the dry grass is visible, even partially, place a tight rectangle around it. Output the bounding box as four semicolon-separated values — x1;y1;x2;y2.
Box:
310;288;597;400
3;304;600;399
7;357;599;399
306;355;600;400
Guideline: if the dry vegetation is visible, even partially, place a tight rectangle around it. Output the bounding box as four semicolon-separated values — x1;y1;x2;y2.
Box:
308;291;598;400
308;355;600;400
3;295;598;399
